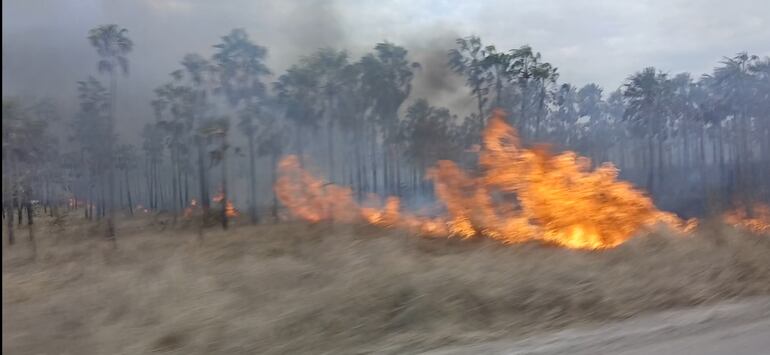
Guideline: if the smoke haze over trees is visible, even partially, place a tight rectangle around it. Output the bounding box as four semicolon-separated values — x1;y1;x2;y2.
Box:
2;0;770;242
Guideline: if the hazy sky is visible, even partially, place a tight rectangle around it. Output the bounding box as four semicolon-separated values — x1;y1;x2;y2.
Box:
3;0;769;139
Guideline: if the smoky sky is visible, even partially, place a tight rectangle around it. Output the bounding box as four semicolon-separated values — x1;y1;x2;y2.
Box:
3;0;769;141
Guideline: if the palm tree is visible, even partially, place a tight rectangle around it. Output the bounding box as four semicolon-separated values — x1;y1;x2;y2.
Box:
623;67;670;193
530;61;559;139
87;24;133;240
552;83;579;146
449;36;489;122
303;48;351;182
481;45;511;109
706;53;763;211
253;106;287;220
213;29;271;223
401;99;460;195
171;53;217;217
275;64;321;167
509;45;539;131
360;42;419;195
73;77;113;220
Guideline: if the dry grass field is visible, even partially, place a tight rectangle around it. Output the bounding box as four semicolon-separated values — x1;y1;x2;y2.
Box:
3;213;770;354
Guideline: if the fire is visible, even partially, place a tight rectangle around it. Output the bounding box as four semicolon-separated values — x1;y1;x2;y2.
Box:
213;192;239;218
724;204;770;234
275;110;698;249
183;199;198;218
181;192;239;219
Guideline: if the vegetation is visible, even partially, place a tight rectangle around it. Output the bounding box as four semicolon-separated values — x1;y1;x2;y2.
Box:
3;27;769;243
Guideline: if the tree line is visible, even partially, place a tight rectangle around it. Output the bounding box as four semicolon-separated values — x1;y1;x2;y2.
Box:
3;26;769;244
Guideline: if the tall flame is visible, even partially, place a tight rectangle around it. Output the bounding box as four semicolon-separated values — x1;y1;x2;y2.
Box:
274;110;697;249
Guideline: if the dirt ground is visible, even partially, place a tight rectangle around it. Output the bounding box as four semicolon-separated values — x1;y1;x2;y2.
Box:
424;296;770;354
3;213;770;354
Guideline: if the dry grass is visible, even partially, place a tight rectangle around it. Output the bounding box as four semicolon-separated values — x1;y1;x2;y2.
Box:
3;213;770;354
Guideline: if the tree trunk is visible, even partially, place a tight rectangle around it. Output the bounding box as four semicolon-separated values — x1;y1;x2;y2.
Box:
26;199;33;225
105;72;117;239
371;126;378;194
171;150;179;222
657;137;665;190
476;87;484;125
534;87;545;139
295;124;304;167
6;201;14;245
221;136;229;230
271;151;279;221
125;169;134;216
248;129;259;224
106;70;118;242
646;134;655;194
196;136;210;225
17;199;23;226
716;122;726;200
495;73;503;108
327;118;335;182
383;145;389;195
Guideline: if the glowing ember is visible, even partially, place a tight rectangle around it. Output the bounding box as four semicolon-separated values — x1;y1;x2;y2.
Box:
275;110;698;249
724;204;770;234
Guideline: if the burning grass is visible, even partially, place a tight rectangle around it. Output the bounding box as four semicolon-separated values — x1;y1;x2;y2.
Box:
275;110;697;250
3;216;770;354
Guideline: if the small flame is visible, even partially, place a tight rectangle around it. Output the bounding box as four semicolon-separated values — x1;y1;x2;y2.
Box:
724;204;770;234
213;192;239;218
274;110;698;250
183;199;198;218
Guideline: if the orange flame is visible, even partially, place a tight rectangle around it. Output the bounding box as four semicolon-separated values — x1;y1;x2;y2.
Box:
723;204;770;234
275;110;698;249
213;192;239;218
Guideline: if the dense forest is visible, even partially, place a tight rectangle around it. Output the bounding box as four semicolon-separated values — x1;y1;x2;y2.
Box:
3;25;769;242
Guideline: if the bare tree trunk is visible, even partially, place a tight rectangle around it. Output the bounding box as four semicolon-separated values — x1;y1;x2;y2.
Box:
26;199;33;225
247;130;259;224
716;122;726;200
17;198;23;226
118;171;124;209
27;216;36;258
646;134;655;194
657;137;665;190
6;201;14;245
327;118;335;183
196;136;210;228
271;151;279;221
534;87;545;139
125;169;134;216
221;136;229;230
476;88;484;126
171;149;179;223
382;145;389;195
106;71;118;242
395;149;402;196
295;124;304;167
184;172;189;207
370;126;378;194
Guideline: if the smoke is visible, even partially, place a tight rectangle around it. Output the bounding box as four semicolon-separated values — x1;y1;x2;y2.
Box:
404;29;475;119
2;0;352;143
4;0;767;144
